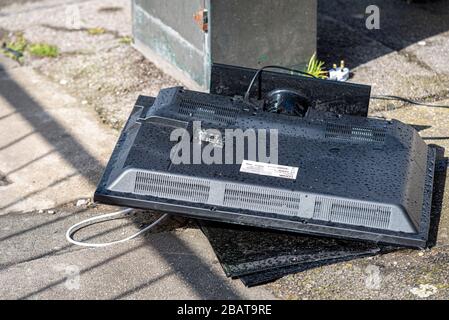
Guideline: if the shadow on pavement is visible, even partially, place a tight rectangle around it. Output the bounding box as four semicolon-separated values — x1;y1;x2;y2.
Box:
2;0;448;296
318;0;449;68
0;63;243;299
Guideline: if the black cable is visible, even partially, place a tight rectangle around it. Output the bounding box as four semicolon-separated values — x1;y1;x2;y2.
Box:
312;95;449;110
371;95;449;109
243;65;448;110
243;66;316;102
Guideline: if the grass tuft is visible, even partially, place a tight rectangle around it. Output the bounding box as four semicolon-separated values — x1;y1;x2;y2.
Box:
1;32;27;62
6;32;27;53
87;27;106;36
29;43;59;58
119;36;133;45
305;53;328;79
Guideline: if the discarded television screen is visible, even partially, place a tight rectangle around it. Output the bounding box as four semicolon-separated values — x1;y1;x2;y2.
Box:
95;87;435;248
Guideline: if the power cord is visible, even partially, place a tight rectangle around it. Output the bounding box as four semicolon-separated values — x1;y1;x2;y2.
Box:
371;95;449;109
244;65;448;110
66;208;169;248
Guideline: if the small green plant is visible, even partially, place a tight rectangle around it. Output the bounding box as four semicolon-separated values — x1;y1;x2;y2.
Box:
6;32;27;53
87;27;106;35
1;32;27;62
2;33;59;61
29;43;59;58
119;36;133;45
305;53;327;79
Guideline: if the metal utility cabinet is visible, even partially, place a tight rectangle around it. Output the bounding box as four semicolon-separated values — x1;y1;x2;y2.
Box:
132;0;317;90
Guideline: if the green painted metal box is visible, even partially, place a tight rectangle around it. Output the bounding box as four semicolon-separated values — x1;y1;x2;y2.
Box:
133;0;317;90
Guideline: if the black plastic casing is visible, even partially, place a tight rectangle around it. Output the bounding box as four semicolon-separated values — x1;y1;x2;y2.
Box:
94;88;435;248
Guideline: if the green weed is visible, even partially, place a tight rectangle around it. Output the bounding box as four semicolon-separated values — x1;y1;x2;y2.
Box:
28;43;59;58
305;53;328;79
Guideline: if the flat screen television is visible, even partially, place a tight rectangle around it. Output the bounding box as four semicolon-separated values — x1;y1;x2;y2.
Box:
94;87;435;248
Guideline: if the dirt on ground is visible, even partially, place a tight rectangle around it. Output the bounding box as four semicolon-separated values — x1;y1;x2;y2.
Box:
38;44;181;129
1;0;448;300
0;0;180;129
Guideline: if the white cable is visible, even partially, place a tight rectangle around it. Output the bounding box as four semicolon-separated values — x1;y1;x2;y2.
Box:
66;208;169;248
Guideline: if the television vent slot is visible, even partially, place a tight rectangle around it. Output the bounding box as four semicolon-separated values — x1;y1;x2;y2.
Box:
179;99;237;124
325;123;386;143
134;171;210;203
223;184;301;216
313;196;391;230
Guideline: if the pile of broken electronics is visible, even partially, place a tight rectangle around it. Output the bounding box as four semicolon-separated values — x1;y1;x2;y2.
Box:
94;65;439;286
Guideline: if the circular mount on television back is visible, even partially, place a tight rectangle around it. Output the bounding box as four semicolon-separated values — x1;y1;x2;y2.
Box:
263;88;311;117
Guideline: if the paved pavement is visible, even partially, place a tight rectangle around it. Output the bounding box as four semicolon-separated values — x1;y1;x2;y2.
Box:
318;0;449;111
0;55;275;299
0;0;448;300
0;205;274;299
0;57;116;213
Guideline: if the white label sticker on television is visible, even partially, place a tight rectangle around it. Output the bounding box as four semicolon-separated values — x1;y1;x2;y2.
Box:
240;160;298;180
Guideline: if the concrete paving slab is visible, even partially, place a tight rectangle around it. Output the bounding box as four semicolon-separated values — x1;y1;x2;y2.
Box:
409;31;449;76
0;56;118;213
269;246;449;300
0;205;275;300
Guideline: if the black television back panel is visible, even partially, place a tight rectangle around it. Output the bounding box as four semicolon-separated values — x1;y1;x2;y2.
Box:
94;87;436;248
210;64;372;117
